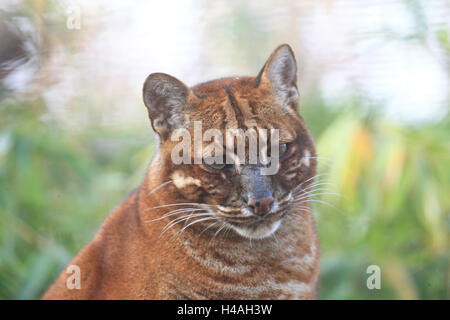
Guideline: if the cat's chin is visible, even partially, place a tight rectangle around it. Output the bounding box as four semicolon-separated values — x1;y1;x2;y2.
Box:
230;220;282;240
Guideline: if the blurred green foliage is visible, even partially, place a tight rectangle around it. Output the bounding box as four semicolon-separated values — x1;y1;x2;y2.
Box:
0;97;154;299
302;98;449;299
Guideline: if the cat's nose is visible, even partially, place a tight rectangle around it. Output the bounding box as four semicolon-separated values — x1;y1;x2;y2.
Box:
248;197;274;216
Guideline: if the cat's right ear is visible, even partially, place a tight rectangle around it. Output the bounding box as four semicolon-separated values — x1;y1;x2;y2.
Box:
255;44;299;111
143;73;190;140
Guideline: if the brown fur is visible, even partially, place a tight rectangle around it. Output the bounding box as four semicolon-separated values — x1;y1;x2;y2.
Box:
43;44;320;300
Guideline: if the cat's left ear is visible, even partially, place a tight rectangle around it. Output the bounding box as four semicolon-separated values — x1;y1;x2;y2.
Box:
256;44;299;110
142;73;191;140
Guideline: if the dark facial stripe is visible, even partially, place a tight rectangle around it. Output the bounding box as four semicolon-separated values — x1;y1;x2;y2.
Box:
192;90;206;99
223;85;245;129
247;101;257;119
254;61;267;88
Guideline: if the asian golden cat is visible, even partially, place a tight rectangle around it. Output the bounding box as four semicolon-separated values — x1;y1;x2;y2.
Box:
43;44;320;299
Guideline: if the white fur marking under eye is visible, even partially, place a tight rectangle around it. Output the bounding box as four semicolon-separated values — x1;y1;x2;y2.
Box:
301;150;311;167
171;171;201;189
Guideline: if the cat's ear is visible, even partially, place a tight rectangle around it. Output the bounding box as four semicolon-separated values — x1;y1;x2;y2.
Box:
256;44;299;109
143;73;190;139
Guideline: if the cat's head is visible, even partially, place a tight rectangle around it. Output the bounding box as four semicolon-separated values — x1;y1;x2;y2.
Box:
143;44;317;239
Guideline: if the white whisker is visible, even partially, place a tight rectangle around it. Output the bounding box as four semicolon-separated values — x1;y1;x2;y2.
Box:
145;208;207;223
199;221;220;237
296;199;342;213
147;180;173;196
213;223;227;240
146;202;216;211
178;217;218;235
294;191;341;202
160;212;211;236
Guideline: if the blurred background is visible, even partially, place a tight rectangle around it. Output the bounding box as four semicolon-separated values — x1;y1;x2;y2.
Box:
0;0;448;299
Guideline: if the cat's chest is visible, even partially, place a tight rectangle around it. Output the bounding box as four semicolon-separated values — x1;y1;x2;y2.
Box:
165;278;314;300
162;240;318;299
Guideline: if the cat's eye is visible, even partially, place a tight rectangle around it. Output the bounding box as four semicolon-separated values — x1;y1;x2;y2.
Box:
279;143;288;157
277;143;290;159
204;158;232;171
205;162;227;170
